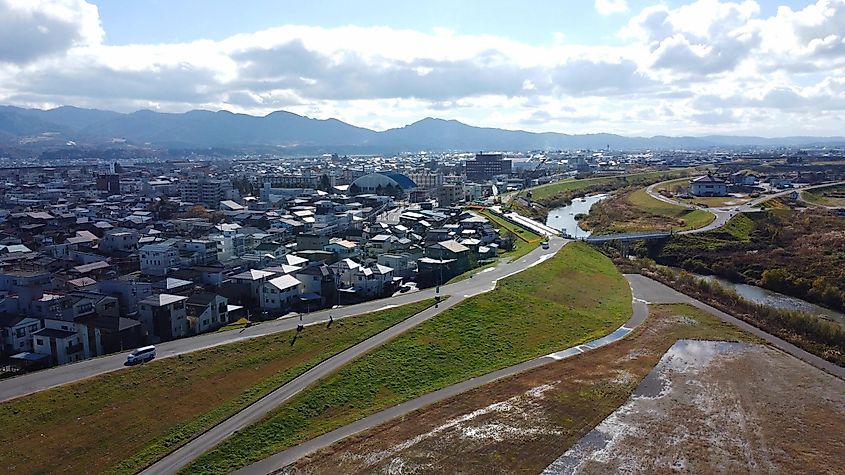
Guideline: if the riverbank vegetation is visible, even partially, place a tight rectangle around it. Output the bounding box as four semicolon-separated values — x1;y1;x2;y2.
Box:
616;257;844;366
289;303;767;474
640;209;845;313
579;186;714;234
182;243;631;474
511;168;707;220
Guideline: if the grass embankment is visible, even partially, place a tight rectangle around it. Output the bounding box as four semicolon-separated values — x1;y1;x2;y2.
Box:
478;209;541;260
581;186;714;234
619;258;845;365
0;300;437;475
803;184;845;207
183;243;632;474
290;303;762;474
446;260;497;284
511;168;708;220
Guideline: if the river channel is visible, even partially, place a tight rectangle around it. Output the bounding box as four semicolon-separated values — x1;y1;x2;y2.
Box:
692;272;845;329
545;194;608;238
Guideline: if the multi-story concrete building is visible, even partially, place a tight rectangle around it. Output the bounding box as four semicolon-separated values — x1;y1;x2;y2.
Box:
408;172;444;190
180;178;234;208
465;153;512;181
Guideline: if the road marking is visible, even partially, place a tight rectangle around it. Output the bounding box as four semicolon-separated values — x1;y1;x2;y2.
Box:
375;305;397;311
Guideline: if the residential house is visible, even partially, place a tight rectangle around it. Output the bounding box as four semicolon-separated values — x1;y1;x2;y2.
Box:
0;314;42;356
690;175;728;197
259;275;301;312
294;263;336;307
138;294;189;342
186;292;229;334
140;242;180;276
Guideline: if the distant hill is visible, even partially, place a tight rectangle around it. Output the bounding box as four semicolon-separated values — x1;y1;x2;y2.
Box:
0;105;842;152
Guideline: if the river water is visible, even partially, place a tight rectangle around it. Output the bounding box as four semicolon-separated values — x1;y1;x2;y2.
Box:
692;272;845;329
545;194;608;238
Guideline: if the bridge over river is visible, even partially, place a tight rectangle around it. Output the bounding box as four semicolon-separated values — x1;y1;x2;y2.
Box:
584;231;672;244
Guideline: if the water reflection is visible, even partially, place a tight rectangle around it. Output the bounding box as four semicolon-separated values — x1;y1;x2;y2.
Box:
545;194;608;238
692;273;845;329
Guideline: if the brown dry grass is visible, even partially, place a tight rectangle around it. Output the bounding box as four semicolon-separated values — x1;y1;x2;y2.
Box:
288;304;792;474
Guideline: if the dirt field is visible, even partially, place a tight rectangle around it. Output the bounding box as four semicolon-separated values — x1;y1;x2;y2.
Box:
543;340;845;474
284;304;845;475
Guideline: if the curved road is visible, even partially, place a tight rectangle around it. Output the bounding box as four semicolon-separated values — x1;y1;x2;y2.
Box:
135;237;567;474
646;178;845;235
0;238;564;403
238;272;845;475
235;288;649;475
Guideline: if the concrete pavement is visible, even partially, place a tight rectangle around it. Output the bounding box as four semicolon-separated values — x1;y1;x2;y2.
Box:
625;273;845;380
646;178;845;235
234;285;649;475
131;238;567;474
0;239;565;403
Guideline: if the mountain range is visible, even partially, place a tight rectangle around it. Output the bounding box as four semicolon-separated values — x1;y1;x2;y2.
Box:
1;105;844;153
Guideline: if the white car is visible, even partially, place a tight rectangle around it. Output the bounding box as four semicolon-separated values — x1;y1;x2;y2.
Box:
125;345;156;365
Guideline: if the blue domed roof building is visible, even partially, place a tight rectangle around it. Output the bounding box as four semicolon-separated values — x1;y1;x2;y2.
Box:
350;172;417;194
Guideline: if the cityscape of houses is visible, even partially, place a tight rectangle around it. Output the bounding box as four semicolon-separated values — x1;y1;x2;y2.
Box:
0;147;840;373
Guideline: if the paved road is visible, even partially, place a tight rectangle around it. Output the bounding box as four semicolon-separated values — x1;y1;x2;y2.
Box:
135;237;567;474
0;239;564;403
238;273;845;475
235;285;649;475
646;179;845;235
625;273;845;380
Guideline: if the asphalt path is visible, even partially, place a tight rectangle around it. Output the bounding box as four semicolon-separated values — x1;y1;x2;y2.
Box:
625;273;845;380
234;283;649;475
238;273;845;475
0;238;565;403
646;179;845;235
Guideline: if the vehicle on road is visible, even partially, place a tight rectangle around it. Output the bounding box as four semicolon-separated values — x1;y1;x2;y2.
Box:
541;241;550;249
125;345;156;365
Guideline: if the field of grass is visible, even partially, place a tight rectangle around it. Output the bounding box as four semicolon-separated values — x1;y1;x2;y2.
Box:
0;300;437;475
182;242;632;474
685;195;753;207
802;184;845;207
478;209;541;260
290;303;764;474
446;260;497;284
582;187;714;234
651;176;693;194
525;168;704;202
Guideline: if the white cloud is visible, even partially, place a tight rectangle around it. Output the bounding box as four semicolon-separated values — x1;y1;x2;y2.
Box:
0;0;102;64
1;0;845;136
595;0;629;15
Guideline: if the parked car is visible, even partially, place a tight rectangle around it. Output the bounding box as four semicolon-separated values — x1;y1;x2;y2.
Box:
125;345;156;365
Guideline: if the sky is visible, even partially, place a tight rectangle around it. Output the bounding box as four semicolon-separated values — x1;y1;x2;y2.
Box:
1;0;844;137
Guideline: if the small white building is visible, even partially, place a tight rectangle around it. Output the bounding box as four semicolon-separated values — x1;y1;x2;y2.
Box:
140;242;180;276
186;292;229;334
260;275;302;311
690;175;728;197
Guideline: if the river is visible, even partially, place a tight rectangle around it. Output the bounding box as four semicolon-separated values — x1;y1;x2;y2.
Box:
692;272;845;329
545;194;608;238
